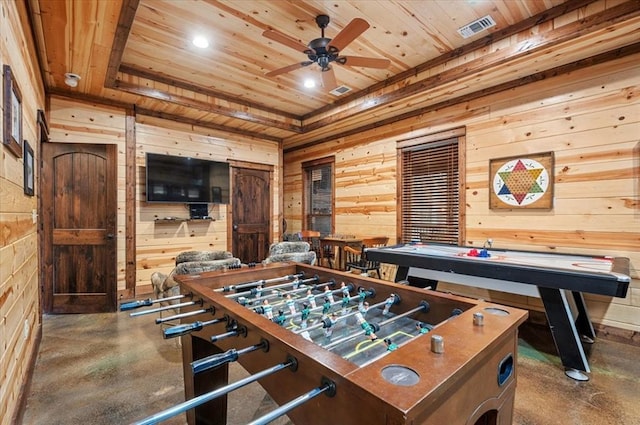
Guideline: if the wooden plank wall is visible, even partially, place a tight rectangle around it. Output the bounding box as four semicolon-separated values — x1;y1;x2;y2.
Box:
0;2;45;424
283;54;640;333
134;117;281;289
48;103;282;295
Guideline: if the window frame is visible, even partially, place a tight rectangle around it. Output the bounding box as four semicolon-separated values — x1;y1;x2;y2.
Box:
396;127;466;246
302;156;335;236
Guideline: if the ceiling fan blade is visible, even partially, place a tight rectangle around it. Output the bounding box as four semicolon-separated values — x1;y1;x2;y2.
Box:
263;29;310;53
340;56;391;69
321;67;338;91
264;61;313;77
265;62;313;77
327;18;369;52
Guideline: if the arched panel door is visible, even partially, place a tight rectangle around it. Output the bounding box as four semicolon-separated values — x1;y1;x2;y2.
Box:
42;143;117;313
231;166;271;263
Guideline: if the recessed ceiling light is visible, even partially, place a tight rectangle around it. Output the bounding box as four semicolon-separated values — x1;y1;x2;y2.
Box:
303;79;316;88
192;36;209;49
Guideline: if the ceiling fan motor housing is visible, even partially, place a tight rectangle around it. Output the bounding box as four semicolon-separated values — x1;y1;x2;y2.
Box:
306;37;339;70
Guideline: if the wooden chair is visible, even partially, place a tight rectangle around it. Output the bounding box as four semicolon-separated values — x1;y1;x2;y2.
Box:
344;237;389;278
300;230;334;268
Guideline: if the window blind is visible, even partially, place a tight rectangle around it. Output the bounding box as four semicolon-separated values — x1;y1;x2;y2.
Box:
400;137;460;244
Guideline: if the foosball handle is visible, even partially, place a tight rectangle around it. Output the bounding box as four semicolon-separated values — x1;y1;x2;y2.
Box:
163;321;203;339
120;298;152;311
192;349;239;374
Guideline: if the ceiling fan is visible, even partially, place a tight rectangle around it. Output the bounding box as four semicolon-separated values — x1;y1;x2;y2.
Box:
263;14;391;91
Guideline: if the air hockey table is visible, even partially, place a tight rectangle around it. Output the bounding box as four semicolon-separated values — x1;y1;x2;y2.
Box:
366;243;631;380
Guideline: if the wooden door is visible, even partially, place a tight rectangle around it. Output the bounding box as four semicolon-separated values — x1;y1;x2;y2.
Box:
231;167;271;263
42;143;117;313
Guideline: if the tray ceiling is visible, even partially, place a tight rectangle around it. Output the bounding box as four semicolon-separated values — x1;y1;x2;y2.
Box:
28;0;640;146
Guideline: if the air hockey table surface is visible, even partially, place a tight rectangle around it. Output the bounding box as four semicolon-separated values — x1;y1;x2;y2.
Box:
367;243;630;297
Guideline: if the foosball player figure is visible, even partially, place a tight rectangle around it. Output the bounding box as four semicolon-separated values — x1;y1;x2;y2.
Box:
321;297;332;318
356;312;377;341
285;293;297;315
323;285;334;303
254;284;263;299
358;301;370;317
358;288;368;305
363;321;377;341
416;321;434;334
340;281;350;298
384;338;398;352
341;293;351;315
324;313;338;339
306;289;317;309
382;294;396;316
262;299;273;320
273;310;286;326
292;278;301;290
300;303;311;328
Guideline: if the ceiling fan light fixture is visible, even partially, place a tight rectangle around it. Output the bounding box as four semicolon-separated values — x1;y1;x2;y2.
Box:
64;72;81;87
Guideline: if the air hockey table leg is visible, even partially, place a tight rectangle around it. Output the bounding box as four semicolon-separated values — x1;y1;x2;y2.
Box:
538;287;591;381
571;290;596;344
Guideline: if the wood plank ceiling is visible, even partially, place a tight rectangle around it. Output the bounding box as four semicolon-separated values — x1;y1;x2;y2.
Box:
27;0;640;149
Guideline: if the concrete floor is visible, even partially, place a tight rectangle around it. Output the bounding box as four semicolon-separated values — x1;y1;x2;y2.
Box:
20;312;640;425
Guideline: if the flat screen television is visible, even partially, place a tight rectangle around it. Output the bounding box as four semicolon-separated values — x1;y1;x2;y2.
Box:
145;153;230;204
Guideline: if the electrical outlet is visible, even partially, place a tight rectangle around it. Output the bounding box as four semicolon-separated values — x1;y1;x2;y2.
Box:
23;319;30;339
32;209;38;224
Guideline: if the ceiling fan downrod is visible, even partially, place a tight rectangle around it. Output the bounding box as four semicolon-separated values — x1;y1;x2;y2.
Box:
307;15;337;71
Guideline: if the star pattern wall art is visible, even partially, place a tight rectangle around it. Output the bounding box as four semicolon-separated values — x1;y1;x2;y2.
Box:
489;151;554;210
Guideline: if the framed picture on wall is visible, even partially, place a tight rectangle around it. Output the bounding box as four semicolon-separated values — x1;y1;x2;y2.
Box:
489;151;554;210
3;65;23;158
24;140;34;196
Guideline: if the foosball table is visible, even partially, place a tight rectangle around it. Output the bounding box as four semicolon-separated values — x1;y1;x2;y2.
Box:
124;263;528;425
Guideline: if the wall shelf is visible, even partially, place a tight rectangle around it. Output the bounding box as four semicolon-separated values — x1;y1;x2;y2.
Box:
154;217;214;224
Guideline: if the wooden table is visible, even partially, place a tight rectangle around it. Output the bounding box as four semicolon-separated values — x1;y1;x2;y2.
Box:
319;236;362;270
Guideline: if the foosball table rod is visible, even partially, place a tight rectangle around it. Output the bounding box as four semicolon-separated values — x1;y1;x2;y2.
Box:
214;272;305;293
155;306;215;324
128;299;203;317
246;378;337;425
226;275;322;300
132;356;298;425
119;293;191;311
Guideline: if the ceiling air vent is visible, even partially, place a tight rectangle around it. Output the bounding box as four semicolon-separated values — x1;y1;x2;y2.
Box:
330;85;352;96
457;15;496;39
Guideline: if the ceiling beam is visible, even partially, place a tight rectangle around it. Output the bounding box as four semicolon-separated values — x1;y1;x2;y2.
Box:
113;79;302;133
135;108;284;143
105;0;139;88
285;43;640;153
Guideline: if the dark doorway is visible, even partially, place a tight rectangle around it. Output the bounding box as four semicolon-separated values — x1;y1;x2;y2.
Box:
231;166;271;263
42;143;117;313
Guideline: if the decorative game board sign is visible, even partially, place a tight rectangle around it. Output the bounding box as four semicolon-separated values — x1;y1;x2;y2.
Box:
489;151;554;210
